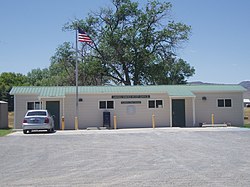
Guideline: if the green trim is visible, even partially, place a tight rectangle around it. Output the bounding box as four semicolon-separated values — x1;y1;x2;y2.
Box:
10;85;246;98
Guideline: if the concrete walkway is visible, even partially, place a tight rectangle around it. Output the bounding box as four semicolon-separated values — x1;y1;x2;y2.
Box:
9;126;250;136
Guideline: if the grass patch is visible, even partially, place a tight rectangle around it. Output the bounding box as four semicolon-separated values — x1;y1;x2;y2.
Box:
0;129;13;137
244;124;250;128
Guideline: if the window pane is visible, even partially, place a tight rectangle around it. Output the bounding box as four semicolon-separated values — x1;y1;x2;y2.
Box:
99;101;106;109
35;102;40;109
225;99;232;107
27;102;34;110
218;99;224;107
156;100;163;108
107;101;114;109
27;111;46;116
149;100;155;108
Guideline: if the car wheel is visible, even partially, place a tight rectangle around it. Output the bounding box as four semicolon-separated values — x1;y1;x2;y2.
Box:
23;130;28;134
47;128;53;133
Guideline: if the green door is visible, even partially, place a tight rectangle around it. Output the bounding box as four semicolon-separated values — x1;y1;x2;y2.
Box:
172;99;185;127
46;101;60;130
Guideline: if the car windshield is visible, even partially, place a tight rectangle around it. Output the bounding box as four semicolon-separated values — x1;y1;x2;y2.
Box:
27;111;47;116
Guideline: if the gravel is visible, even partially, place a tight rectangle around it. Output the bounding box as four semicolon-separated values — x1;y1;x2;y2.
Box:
1;127;250;186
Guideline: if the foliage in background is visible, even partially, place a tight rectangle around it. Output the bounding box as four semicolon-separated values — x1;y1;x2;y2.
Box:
0;72;29;111
26;42;107;86
64;0;195;85
0;0;195;110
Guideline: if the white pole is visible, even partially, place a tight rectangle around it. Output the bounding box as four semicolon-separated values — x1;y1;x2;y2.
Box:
75;28;79;130
169;97;172;127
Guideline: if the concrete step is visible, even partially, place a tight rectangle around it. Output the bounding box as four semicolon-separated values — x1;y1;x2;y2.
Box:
86;127;108;130
202;124;227;127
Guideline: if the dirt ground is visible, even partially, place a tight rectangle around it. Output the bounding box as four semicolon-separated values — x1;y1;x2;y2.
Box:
3;127;250;186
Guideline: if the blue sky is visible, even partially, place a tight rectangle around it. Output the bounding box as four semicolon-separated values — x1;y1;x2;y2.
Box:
0;0;249;84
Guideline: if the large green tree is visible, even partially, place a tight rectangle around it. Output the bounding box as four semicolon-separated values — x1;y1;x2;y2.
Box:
26;42;106;86
64;0;195;85
49;42;106;86
27;68;51;86
0;72;29;111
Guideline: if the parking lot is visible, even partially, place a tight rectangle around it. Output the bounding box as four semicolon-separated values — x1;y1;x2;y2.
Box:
1;127;250;186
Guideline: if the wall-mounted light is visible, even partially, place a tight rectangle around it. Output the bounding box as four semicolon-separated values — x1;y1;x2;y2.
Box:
202;96;207;101
79;98;83;102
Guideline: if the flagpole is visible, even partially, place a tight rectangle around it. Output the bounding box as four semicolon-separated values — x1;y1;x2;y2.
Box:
75;28;79;130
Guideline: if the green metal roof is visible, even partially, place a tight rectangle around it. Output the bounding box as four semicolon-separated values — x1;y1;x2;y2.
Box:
188;85;246;93
10;85;246;97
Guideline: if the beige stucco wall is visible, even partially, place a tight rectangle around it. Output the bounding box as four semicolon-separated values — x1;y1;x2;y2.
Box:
64;93;171;129
194;92;244;126
14;95;39;129
114;93;170;128
185;97;195;127
14;95;64;129
13;91;244;129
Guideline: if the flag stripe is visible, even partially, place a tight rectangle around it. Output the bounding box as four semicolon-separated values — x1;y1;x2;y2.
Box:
78;28;93;43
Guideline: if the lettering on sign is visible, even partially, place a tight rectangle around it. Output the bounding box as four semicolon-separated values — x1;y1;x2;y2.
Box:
112;95;150;99
121;101;142;104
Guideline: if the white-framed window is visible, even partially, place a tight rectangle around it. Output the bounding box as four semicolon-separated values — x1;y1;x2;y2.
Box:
217;99;232;108
27;101;42;110
99;100;114;109
148;99;163;108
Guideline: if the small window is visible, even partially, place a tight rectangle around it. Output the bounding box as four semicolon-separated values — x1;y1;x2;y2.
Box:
218;99;224;107
148;100;163;108
35;102;40;109
99;101;106;109
27;101;42;110
107;101;114;109
27;102;34;110
99;101;114;109
225;99;232;107
156;100;163;108
148;100;155;108
217;99;232;108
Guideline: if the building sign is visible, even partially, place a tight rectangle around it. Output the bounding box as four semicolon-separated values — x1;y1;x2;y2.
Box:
112;95;150;99
121;101;141;104
127;105;136;115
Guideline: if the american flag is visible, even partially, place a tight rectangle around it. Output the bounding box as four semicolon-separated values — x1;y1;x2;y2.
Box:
78;28;93;43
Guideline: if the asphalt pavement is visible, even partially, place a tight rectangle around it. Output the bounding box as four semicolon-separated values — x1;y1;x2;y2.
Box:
1;127;250;186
